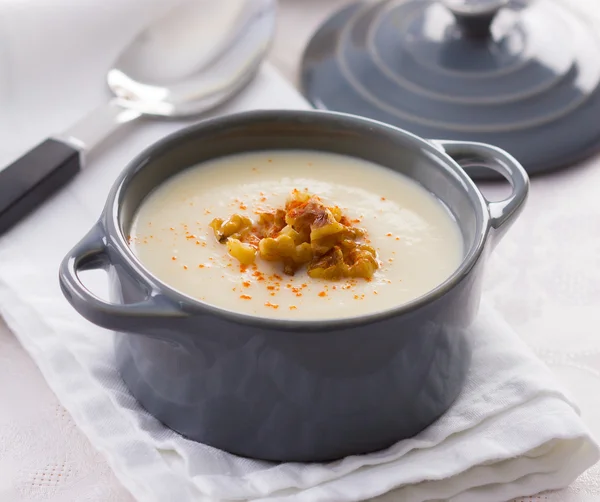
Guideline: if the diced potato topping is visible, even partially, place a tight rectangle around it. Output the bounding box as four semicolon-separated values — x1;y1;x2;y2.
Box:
308;243;378;280
209;190;379;280
209;214;253;243
226;238;257;265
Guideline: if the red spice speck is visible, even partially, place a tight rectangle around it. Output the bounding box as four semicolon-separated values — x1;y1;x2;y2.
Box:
267;285;275;291
183;265;188;270
289;305;297;310
265;301;279;309
381;197;386;201
242;281;251;288
395;237;400;241
386;233;393;237
318;291;327;297
171;256;177;261
239;203;247;210
373;290;379;295
240;294;252;300
240;264;248;273
169;227;175;231
270;292;276;296
198;264;205;268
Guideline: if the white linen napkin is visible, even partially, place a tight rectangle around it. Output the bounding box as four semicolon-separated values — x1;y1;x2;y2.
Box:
0;1;597;501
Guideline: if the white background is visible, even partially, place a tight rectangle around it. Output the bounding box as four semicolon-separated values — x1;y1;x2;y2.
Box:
1;1;599;501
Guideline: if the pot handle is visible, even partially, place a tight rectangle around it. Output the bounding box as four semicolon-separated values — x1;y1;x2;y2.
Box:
59;223;187;332
434;140;529;243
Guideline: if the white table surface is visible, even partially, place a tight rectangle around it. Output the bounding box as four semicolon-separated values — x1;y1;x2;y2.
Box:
1;1;600;501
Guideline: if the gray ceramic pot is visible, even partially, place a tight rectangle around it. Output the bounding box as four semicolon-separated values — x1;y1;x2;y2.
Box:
59;110;528;462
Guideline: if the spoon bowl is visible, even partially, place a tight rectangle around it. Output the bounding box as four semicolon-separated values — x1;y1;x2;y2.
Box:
109;0;275;117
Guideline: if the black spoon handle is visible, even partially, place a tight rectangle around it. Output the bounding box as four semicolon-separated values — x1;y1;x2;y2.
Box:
0;101;141;236
0;139;82;235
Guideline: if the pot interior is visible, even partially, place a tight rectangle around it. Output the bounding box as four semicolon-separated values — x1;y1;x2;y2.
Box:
118;112;484;259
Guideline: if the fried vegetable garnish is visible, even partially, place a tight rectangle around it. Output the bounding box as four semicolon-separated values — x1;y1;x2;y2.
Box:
209;189;379;280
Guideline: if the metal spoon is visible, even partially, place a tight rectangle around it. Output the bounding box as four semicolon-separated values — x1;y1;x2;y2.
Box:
0;0;275;235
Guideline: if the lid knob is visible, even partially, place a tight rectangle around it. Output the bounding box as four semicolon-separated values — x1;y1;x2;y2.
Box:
441;0;508;38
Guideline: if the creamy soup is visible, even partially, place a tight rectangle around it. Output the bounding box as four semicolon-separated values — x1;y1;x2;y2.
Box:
130;151;463;320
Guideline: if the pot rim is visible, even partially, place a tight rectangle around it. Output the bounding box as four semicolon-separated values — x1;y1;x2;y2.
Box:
103;109;492;330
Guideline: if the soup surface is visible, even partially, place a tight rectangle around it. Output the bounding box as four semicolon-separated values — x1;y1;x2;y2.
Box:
130;150;463;320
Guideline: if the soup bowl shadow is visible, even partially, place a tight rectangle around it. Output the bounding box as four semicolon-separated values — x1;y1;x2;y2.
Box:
59;109;528;462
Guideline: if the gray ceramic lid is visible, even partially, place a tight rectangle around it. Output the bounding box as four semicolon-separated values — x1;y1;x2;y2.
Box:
300;0;600;178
